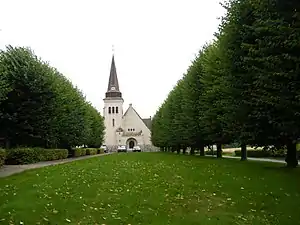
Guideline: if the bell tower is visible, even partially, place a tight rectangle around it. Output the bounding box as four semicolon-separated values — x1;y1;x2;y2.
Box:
103;54;124;148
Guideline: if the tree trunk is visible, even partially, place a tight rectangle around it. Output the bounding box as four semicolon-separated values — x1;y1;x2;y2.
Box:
285;142;298;168
176;147;181;154
241;143;247;161
199;144;205;156
182;147;186;155
5;138;10;149
190;147;195;155
216;143;222;158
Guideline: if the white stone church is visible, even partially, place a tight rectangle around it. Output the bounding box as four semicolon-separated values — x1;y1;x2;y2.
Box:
102;55;152;150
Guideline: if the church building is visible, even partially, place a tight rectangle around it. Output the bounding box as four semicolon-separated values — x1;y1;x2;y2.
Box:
103;55;152;150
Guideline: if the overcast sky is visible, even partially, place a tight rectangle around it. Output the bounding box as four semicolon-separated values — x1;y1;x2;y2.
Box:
0;0;225;118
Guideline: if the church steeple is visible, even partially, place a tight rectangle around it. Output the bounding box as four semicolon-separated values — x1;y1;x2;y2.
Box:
105;55;122;99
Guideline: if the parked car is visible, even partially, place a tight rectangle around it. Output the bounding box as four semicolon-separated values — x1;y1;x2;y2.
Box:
133;146;141;152
101;145;108;153
117;145;127;153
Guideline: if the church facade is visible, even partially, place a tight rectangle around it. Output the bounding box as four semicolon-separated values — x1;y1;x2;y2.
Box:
103;55;152;150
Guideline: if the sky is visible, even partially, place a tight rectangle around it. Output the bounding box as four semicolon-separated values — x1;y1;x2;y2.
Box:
0;0;225;118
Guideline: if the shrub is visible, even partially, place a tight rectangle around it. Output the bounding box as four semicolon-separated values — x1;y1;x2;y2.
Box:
6;148;40;164
234;150;300;159
234;150;271;158
70;148;87;157
205;151;213;155
97;148;104;154
0;149;6;167
5;148;68;165
86;148;97;155
39;149;68;161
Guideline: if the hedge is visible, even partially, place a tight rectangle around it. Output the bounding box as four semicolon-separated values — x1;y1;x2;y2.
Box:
98;148;104;154
70;148;87;157
234;150;300;159
5;148;68;165
234;150;271;158
86;148;98;155
0;149;6;167
39;149;68;161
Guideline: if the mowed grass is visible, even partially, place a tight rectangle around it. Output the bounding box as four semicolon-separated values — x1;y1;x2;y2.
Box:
1;153;300;225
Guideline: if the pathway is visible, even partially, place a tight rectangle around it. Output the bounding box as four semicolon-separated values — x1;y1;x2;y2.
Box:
0;153;112;178
223;155;287;164
205;154;300;164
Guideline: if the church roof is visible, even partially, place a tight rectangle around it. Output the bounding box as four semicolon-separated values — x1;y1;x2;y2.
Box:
142;118;152;130
123;104;152;130
105;55;122;98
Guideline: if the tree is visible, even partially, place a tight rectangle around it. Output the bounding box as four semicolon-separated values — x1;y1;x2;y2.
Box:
219;0;300;167
181;50;207;155
200;41;232;158
0;45;105;149
0;46;58;147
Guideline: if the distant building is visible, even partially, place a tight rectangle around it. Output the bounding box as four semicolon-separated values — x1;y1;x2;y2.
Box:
103;55;152;150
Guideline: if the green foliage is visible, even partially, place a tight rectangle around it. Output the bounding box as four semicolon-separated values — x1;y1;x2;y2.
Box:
84;103;105;148
200;42;231;146
0;149;6;167
5;148;40;164
218;0;300;167
5;148;68;165
181;51;207;148
97;148;104;154
235;150;272;158
0;45;104;149
70;148;87;157
151;0;300;166
86;148;98;155
39;149;68;161
235;149;300;159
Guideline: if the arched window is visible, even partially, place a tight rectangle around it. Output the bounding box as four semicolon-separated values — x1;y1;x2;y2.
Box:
108;107;111;114
112;107;115;114
116;107;118;114
112;119;115;127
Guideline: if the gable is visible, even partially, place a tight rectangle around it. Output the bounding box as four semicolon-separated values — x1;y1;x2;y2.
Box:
123;105;151;132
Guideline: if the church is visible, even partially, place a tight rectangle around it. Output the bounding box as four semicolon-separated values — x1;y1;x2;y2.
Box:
102;55;152;150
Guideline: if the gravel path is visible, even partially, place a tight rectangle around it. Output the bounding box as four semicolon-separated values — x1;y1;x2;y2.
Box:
222;155;287;164
0;153;112;178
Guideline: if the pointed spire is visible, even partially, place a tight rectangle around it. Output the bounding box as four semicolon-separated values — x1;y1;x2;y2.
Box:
105;54;122;99
107;55;120;91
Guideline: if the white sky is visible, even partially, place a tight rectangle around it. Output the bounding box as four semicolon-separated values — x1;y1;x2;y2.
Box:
0;0;225;118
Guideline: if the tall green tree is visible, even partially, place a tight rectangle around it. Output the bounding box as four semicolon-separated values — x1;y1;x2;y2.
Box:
220;0;300;167
0;46;57;147
181;51;207;155
0;45;105;149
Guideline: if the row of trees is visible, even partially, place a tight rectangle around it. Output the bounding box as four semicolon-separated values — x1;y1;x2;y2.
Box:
151;0;300;167
0;45;104;149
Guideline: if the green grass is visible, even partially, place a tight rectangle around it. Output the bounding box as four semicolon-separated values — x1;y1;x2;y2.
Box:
1;153;300;225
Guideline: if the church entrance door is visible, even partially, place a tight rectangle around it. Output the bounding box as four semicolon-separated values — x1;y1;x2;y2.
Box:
129;140;135;149
127;138;137;149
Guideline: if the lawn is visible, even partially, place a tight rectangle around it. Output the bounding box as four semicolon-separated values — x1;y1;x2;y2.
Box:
0;153;300;225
